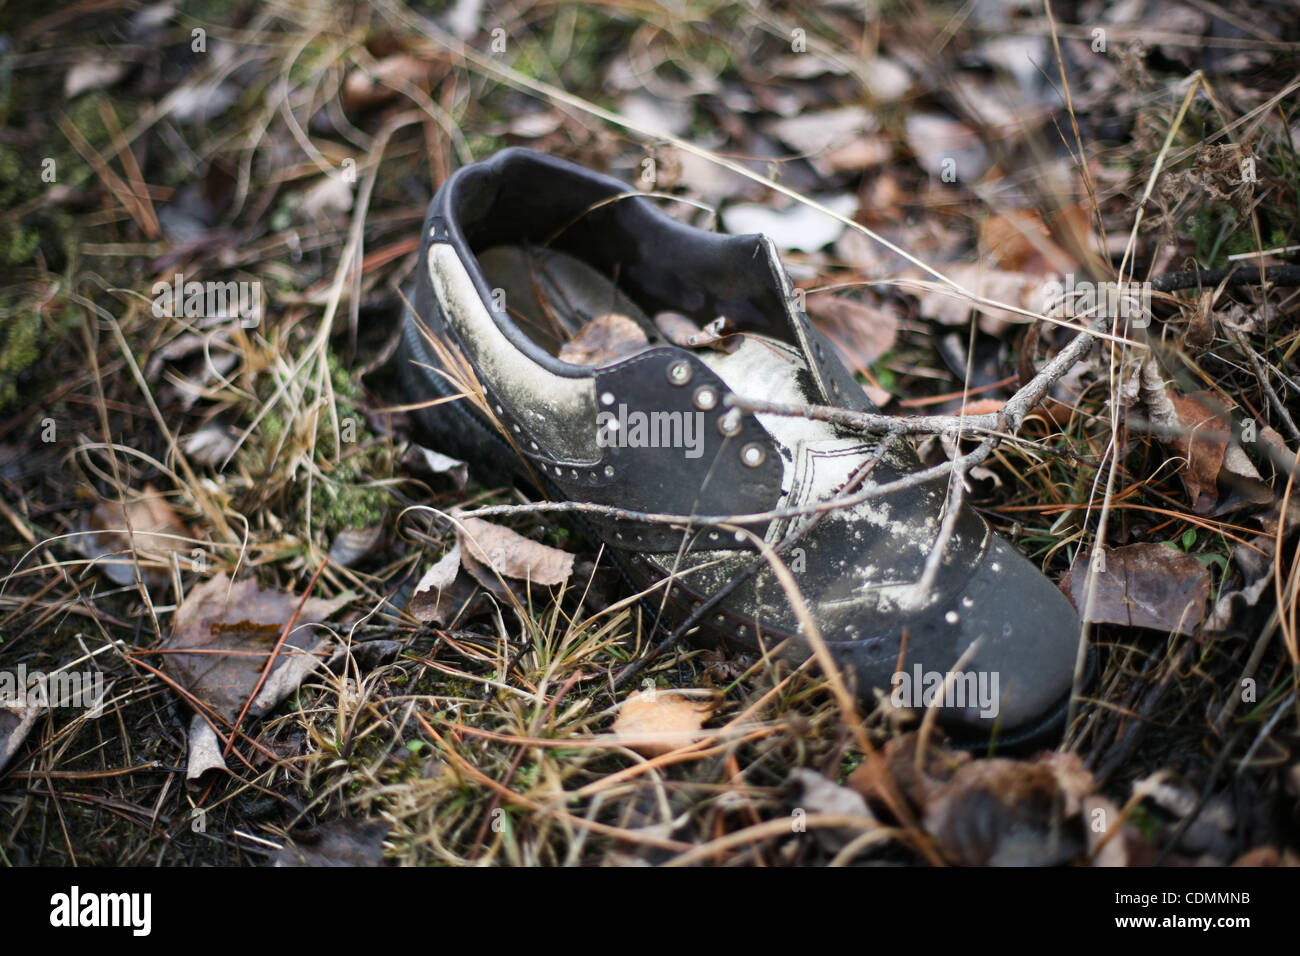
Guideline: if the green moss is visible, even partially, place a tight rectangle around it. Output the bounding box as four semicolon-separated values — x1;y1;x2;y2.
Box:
0;311;42;411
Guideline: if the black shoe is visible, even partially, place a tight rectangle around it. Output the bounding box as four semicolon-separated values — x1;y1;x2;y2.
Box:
400;147;1083;744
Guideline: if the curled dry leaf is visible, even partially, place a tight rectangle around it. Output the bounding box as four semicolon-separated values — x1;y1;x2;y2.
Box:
654;312;742;353
455;516;574;587
408;542;464;625
403;444;468;489
1168;390;1230;513
0;698;42;773
922;753;1094;866
162;573;353;777
1060;543;1210;636
557;312;648;366
82;484;193;587
610;692;713;757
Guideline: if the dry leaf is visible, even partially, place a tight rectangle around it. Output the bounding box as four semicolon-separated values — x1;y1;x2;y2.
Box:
1061;543;1210;636
82;485;193;587
979;208;1078;275
342;53;434;111
654;312;741;353
404;445;468;489
299;175;354;220
161;573;352;731
64;58;128;98
557;313;648;366
455;516;574;587
185;713;226;782
721;194;858;253
0;698;42;773
611;693;712;756
1168;390;1230;513
805;295;898;370
917;264;1041;336
328;526;383;568
922;754;1094;866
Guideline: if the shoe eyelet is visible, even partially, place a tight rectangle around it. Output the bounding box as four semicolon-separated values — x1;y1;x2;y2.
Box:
667;361;692;386
708;531;720;541
603;465;614;478
529;440;538;450
740;443;765;467
494;404;504;415
600;391;615;406
693;386;717;411
718;409;742;437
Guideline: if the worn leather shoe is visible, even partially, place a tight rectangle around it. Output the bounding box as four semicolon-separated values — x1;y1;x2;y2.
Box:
400;147;1083;745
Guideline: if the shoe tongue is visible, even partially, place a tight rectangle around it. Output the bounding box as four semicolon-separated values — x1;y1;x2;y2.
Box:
694;334;843;468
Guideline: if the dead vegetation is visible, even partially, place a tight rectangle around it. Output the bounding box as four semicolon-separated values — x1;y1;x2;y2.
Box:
1;0;1300;866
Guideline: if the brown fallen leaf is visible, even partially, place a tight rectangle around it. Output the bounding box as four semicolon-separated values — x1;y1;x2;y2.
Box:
1061;543;1210;636
82;484;194;587
978;207;1079;275
922;753;1094;866
408;543;468;625
0;698;42;773
1168;390;1230;513
455;516;574;587
557;313;648;366
162;574;353;776
917;264;1041;336
342;53;434;111
805;295;898;371
611;692;713;757
652;313;742;354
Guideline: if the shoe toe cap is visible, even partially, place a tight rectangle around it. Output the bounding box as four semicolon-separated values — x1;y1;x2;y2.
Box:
943;535;1081;736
